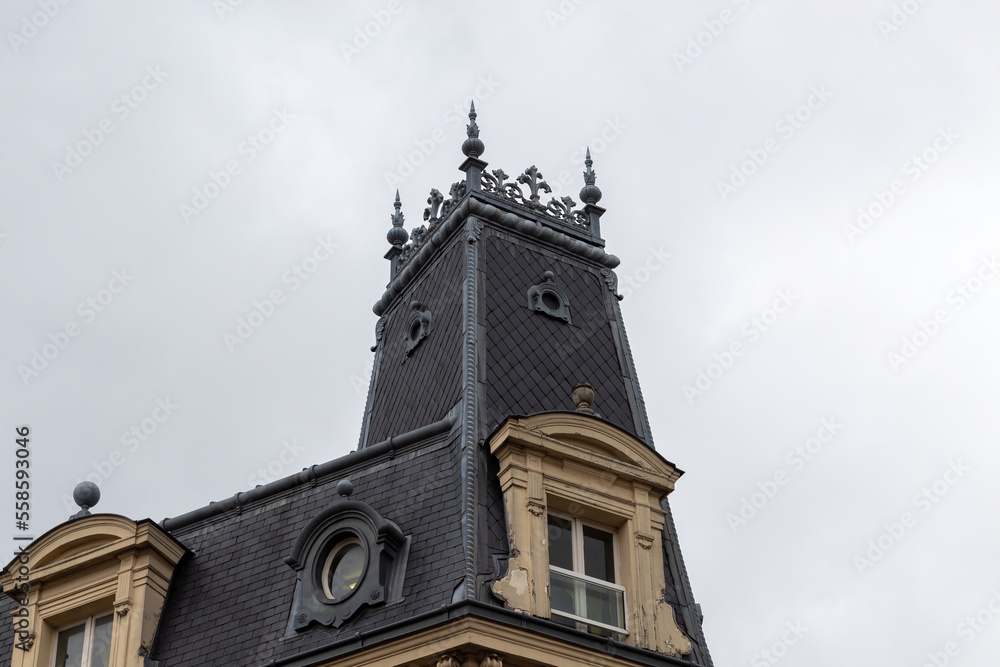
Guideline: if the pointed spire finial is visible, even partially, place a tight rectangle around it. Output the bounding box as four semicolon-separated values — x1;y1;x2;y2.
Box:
579;147;602;204
387;190;408;247
462;102;485;158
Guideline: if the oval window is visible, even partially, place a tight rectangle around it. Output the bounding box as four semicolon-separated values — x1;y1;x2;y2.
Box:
322;538;366;601
541;291;561;310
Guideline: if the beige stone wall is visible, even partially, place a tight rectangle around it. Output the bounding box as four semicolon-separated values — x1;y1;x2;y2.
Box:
308;615;677;667
0;515;186;667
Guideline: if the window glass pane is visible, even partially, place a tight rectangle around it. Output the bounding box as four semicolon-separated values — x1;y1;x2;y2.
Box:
547;515;573;570
54;623;85;667
327;542;365;600
549;568;579;617
585;578;624;628
90;615;113;667
549;568;626;633
582;525;615;583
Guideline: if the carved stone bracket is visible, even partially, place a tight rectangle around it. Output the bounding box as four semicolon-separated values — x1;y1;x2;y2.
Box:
480;654;503;667
434;652;502;667
370;315;387;352
114;599;132;616
466;217;483;244
635;532;655;550
526;498;546;517
600;268;623;301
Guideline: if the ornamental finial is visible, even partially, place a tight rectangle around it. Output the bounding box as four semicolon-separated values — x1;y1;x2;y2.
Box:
571;382;596;415
387;190;408;247
462;101;485;158
70;480;100;520
579;147;602;205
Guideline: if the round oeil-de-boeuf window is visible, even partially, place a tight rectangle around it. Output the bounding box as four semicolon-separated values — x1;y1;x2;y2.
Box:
321;538;366;601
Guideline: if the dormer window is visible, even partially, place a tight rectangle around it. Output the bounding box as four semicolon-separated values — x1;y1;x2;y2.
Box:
527;270;572;324
53;613;113;667
0;489;187;667
284;479;410;631
488;410;693;658
547;514;626;636
404;299;432;355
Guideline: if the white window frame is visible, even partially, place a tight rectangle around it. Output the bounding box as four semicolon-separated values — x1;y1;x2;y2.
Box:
547;512;628;635
50;612;114;667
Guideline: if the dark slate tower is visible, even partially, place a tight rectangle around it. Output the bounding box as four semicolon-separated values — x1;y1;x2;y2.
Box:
10;105;713;667
356;105;714;665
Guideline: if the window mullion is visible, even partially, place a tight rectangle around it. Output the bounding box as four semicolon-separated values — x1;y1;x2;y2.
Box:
571;519;586;621
81;616;93;667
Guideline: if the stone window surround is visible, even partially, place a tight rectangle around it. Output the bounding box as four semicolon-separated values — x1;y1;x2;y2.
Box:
0;515;187;667
488;412;693;658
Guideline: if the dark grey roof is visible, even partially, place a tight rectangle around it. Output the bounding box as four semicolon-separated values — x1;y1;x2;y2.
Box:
360;236;465;448
482;229;639;438
0;596;14;667
152;427;465;666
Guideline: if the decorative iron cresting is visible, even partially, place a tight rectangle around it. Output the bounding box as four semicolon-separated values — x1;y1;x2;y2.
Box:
385;103;604;278
480;167;589;228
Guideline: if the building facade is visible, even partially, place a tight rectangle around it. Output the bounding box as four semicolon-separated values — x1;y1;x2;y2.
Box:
1;107;713;667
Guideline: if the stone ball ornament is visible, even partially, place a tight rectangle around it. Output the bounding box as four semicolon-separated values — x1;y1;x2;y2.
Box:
70;481;101;519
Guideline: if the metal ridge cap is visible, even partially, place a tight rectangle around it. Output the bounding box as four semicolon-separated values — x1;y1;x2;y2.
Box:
466;194;619;268
373;196;473;316
159;414;458;532
475;189;604;247
372;192;620;317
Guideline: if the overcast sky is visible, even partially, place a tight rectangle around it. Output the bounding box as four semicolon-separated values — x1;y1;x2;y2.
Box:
1;1;997;665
